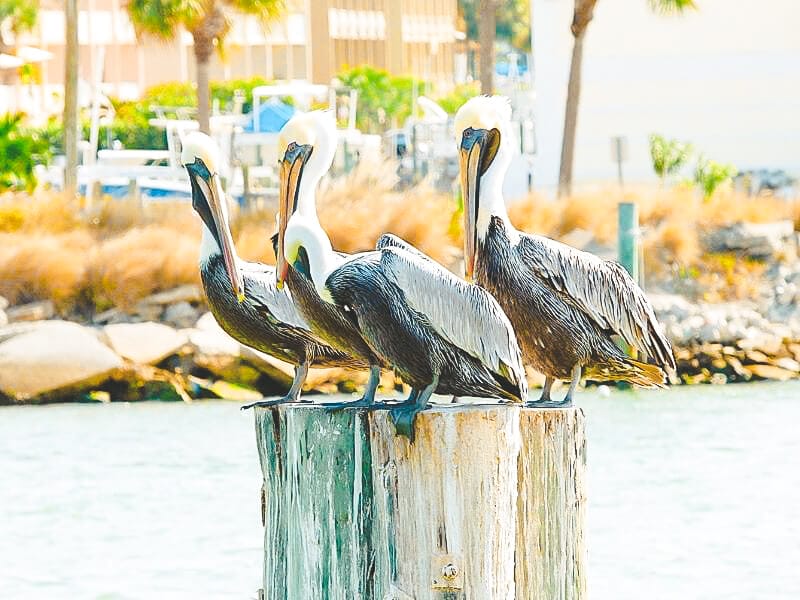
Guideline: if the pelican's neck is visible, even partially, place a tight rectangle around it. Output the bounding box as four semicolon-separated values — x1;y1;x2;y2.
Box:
200;223;218;265
477;163;518;243
288;217;340;301
294;169;323;223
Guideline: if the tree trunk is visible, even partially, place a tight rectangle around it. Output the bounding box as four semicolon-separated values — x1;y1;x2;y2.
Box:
63;0;79;196
194;40;211;133
254;404;587;599
478;0;496;94
557;31;584;198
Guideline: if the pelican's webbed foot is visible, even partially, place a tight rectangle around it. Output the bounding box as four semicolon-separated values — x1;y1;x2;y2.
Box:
241;361;310;410
389;377;438;442
324;364;382;412
240;396;312;410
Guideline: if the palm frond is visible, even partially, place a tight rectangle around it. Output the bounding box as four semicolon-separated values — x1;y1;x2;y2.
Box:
225;0;284;23
647;0;697;15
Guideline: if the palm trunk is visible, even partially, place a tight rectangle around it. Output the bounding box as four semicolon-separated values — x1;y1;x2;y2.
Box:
478;0;496;94
194;49;211;134
557;31;584;198
63;0;79;196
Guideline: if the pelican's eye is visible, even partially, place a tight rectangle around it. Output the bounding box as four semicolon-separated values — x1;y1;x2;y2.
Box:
287;141;297;152
463;127;474;140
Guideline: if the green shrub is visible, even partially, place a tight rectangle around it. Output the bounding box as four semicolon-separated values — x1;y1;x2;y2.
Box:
0;114;52;193
694;157;736;200
336;65;427;133
435;82;480;115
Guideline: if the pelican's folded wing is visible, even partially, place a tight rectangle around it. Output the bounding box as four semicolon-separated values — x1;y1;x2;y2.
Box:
517;233;675;370
241;262;311;330
380;246;527;395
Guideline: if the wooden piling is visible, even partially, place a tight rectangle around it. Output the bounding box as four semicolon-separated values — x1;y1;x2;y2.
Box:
255;404;586;599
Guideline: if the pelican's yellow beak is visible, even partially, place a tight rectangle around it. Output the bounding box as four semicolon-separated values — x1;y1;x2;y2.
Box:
458;127;500;280
277;141;313;289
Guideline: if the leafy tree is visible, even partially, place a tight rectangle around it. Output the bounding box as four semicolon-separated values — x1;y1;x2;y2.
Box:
558;0;696;196
694;156;735;200
435;82;480;115
649;134;692;184
0;0;38;83
459;0;531;52
337;66;425;133
0;114;51;193
127;0;283;133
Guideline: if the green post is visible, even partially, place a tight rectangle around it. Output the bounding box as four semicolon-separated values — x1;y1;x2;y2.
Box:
617;202;639;283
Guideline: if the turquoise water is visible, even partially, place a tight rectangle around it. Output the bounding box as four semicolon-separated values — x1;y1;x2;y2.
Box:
1;382;799;599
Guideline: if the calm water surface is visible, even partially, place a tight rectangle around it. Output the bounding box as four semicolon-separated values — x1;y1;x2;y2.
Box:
1;382;799;599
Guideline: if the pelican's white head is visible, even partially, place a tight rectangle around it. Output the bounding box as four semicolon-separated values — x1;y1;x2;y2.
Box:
275;110;337;287
182;131;244;301
454;95;516;279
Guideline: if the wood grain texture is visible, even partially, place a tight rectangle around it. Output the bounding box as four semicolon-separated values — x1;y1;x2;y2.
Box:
255;404;586;600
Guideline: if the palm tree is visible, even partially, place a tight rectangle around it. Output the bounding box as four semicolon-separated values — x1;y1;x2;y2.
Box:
478;0;497;94
557;0;696;197
127;0;284;134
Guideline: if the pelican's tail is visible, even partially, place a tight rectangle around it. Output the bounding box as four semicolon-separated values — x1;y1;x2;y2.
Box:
586;357;667;388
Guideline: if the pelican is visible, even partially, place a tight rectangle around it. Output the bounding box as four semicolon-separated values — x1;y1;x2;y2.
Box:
181;132;361;408
455;96;676;406
274;112;386;410
277;111;528;437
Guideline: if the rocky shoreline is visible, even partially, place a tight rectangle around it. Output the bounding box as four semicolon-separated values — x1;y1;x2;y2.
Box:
1;281;799;405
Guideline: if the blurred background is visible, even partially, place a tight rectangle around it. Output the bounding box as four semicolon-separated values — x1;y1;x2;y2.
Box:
1;0;799;598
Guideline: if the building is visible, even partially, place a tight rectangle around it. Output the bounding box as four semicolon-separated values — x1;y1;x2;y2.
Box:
532;0;800;189
4;0;460;114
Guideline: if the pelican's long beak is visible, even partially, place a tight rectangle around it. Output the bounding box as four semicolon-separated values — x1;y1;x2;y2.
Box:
276;142;313;289
186;160;245;302
459;127;500;280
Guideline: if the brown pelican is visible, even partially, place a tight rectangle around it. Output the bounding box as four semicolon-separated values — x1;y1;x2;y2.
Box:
276;113;528;437
455;96;675;406
274;112;384;409
181;132;361;408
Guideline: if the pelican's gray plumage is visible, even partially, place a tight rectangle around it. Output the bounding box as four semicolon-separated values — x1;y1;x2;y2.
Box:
181;132;362;407
275;112;383;408
281;217;528;437
456;96;675;405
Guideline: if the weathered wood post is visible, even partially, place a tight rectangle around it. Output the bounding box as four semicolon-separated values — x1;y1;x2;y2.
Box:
255;404;586;599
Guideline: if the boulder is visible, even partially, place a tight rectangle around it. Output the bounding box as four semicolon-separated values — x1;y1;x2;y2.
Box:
0;295;8;311
6;300;55;322
138;284;202;307
163;301;200;329
0;320;123;401
704;220;795;259
104;322;188;365
747;364;795;382
0;310;6;327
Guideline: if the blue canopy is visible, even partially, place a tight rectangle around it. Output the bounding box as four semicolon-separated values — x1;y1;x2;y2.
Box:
243;100;295;133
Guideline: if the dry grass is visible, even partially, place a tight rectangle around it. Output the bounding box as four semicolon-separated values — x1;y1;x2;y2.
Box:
0;230;93;308
0;178;796;313
87;225;199;310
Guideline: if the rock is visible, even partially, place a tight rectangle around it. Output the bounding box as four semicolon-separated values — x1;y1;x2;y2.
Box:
132;304;164;322
163;301;200;329
0;295;8;310
92;308;129;325
6;300;55;322
737;331;783;356
0;310;6;327
138;284;202;307
0;320;124;401
747;364;795;382
772;357;800;373
649;293;696;321
104;322;188;365
704;220;795;259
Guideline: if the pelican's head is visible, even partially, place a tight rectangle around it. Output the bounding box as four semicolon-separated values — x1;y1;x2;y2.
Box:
275;110;337;288
454;95;513;279
182;131;244;302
